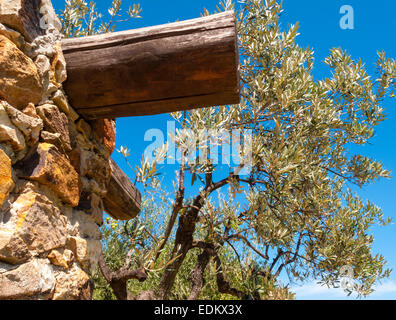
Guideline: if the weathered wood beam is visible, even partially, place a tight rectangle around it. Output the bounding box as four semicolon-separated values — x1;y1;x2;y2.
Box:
61;11;240;120
103;158;141;220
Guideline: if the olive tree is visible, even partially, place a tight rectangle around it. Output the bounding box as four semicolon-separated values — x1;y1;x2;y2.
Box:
59;0;141;37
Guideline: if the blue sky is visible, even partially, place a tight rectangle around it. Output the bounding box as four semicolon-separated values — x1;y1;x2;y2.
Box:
53;0;396;299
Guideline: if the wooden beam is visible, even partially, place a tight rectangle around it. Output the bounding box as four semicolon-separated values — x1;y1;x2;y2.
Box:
61;11;240;120
103;158;141;220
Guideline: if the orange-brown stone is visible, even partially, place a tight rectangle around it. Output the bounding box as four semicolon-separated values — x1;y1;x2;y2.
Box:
48;248;74;269
91;119;116;156
0;35;42;108
37;104;71;152
0;149;14;207
51;42;67;84
52;264;92;300
17;143;80;206
0;188;68;264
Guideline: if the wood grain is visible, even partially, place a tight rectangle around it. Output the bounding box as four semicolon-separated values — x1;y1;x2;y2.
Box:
103;158;141;220
61;11;240;119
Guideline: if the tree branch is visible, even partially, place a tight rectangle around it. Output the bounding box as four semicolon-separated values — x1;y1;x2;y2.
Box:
274;232;304;278
188;249;211;300
213;253;246;299
156;165;244;299
98;251;147;300
154;147;186;262
226;234;269;260
156;193;206;299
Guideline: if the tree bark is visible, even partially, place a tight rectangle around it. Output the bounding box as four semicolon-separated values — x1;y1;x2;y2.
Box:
98;252;147;300
188;250;211;300
156;194;206;299
213;253;246;299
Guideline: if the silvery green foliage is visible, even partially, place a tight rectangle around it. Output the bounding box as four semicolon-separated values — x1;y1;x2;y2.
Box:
161;0;394;298
72;0;396;299
60;0;141;38
225;0;394;296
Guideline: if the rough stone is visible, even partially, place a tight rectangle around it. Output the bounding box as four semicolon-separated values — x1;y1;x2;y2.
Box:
79;149;111;190
52;42;67;84
66;236;101;274
0;0;45;42
36;104;71;152
2;101;43;146
17;143;80;207
91;119;116;156
48;248;74;270
0;35;42;108
51;90;79;122
27;25;62;59
76;192;104;226
0;258;55;299
34;54;51;79
0;228;31;264
13;191;67;254
0;143;15;164
76;119;92;141
81;176;107;198
34;54;51;93
0;22;25;48
21;103;39;119
44;82;59;100
34;53;60;99
40;0;62;32
0;1;116;297
52;264;92;300
0;189;67;263
40;130;65;154
74;132;97;153
0;261;18;273
0;149;14;208
0;103;26;152
63;207;102;241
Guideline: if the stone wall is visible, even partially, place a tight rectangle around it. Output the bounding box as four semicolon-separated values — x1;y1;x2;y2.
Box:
0;0;115;299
